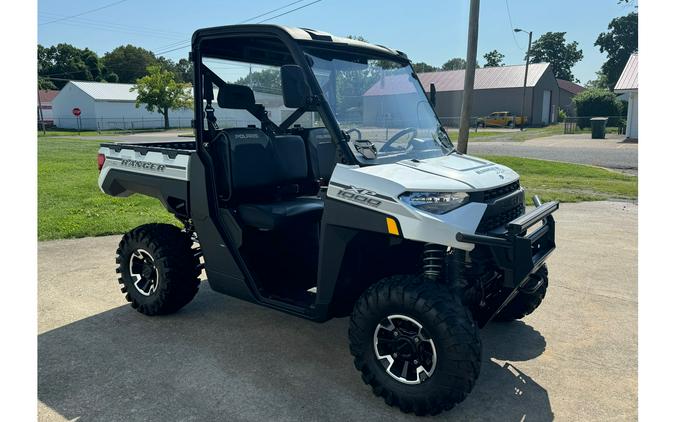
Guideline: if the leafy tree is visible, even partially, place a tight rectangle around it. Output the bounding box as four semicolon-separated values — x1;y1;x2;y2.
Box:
572;88;623;127
441;57;479;71
175;59;193;83
235;69;282;94
38;43;115;88
412;62;438;73
483;50;505;67
585;71;609;89
132;65;193;129
442;57;467;70
103;45;157;83
594;12;638;89
528;32;583;82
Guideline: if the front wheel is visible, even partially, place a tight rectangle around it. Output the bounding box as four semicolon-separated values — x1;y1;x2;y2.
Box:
116;223;201;315
349;275;481;415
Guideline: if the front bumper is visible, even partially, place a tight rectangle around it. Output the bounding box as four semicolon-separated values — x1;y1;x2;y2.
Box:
456;199;558;289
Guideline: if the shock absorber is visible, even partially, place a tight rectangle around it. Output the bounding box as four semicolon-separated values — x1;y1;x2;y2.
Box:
422;243;446;281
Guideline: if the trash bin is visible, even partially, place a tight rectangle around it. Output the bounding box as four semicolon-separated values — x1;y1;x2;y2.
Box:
590;117;608;139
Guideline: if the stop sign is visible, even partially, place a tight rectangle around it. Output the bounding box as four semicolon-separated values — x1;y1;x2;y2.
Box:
72;107;81;116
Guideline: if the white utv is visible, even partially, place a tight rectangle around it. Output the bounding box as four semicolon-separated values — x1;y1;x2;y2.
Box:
98;25;558;416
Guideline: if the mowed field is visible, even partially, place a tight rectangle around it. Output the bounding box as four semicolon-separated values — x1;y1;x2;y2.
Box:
38;136;637;240
38;137;176;240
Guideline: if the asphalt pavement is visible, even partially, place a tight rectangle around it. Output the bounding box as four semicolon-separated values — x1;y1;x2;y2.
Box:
468;134;638;174
38;201;637;421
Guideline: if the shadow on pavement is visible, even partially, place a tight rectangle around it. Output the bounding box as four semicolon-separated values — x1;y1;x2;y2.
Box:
38;284;553;421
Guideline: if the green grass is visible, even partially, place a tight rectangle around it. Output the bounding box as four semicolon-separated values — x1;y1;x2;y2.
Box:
38;137;637;241
38;137;177;241
479;155;638;203
37;129;125;137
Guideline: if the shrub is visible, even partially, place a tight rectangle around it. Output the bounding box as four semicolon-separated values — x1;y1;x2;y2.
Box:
572;88;623;128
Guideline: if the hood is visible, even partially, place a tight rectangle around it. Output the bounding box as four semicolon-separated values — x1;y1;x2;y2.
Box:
395;153;520;190
344;152;520;194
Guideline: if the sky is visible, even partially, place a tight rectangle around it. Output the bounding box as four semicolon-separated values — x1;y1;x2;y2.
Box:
37;0;637;85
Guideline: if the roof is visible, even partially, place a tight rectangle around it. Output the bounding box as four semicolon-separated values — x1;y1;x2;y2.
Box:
69;81;138;101
614;53;638;92
415;63;551;93
38;89;59;103
193;24;404;61
557;79;585;95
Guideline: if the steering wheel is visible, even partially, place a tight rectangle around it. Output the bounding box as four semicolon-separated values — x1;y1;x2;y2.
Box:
346;128;362;140
379;127;418;153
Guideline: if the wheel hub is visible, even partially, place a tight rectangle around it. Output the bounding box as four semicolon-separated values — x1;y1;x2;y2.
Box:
373;314;437;385
129;249;159;296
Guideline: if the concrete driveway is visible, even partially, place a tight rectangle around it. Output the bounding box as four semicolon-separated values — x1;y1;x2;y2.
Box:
38;201;637;421
468;134;638;174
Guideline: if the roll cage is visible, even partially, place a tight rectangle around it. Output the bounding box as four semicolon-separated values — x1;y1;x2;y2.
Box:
190;24;417;164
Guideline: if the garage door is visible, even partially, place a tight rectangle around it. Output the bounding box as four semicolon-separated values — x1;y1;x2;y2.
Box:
541;90;551;124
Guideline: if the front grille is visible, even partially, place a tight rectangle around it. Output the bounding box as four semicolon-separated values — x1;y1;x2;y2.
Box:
477;203;525;233
482;181;520;202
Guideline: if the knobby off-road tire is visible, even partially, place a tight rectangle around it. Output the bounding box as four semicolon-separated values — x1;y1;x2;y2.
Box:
493;265;549;322
116;223;200;316
349;275;481;416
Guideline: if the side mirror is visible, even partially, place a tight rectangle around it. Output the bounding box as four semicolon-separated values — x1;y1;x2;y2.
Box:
281;64;311;108
429;83;437;108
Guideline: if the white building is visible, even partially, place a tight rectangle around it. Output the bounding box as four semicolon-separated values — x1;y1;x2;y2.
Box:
614;53;638;140
52;81;299;131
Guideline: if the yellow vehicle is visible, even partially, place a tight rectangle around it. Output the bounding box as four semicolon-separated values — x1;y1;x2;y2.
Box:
477;111;526;128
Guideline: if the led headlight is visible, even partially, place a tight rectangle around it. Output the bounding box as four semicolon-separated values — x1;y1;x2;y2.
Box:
399;191;469;214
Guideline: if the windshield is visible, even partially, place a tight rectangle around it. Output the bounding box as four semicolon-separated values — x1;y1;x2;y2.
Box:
304;49;453;164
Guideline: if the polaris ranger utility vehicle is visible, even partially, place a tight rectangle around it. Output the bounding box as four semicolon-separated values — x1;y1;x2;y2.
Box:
98;25;558;416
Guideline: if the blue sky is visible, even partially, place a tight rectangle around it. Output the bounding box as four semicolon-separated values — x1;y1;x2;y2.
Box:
38;0;637;84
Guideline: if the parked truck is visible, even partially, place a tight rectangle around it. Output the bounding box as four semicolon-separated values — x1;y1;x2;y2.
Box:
97;24;558;416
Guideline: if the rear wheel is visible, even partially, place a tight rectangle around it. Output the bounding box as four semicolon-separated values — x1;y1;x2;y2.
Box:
493;265;548;322
349;275;481;415
116;223;201;315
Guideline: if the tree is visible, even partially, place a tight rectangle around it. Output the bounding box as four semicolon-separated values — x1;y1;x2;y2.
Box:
442;57;467;70
102;45;157;83
483;50;505;67
441;57;479;71
585;71;609;89
412;62;438;73
594;12;638;89
235;69;282;94
528;32;583;82
572;88;623;127
132;65;193;129
38;43;115;88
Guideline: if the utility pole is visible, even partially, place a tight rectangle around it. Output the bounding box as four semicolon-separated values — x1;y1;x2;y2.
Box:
457;0;480;154
515;28;532;131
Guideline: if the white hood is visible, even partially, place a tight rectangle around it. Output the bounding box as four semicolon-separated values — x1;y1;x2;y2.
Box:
351;153;519;192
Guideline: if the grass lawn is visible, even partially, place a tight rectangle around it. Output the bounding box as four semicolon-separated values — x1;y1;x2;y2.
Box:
37;129;126;137
38;137;637;240
480;155;637;204
38;137;176;241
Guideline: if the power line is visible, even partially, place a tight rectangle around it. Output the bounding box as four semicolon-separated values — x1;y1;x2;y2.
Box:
39;0;130;26
504;0;524;52
38;14;185;41
258;0;322;23
240;0;307;23
153;0;323;56
38;12;186;38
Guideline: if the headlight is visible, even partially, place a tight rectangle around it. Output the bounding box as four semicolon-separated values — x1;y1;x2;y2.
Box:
399;191;469;214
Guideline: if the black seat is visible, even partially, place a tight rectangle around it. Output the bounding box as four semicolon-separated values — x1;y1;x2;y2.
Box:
209;125;322;230
237;198;323;231
207;83;324;230
302;128;337;185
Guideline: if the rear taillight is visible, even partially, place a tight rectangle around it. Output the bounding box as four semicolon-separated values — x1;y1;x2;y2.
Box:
97;153;105;172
